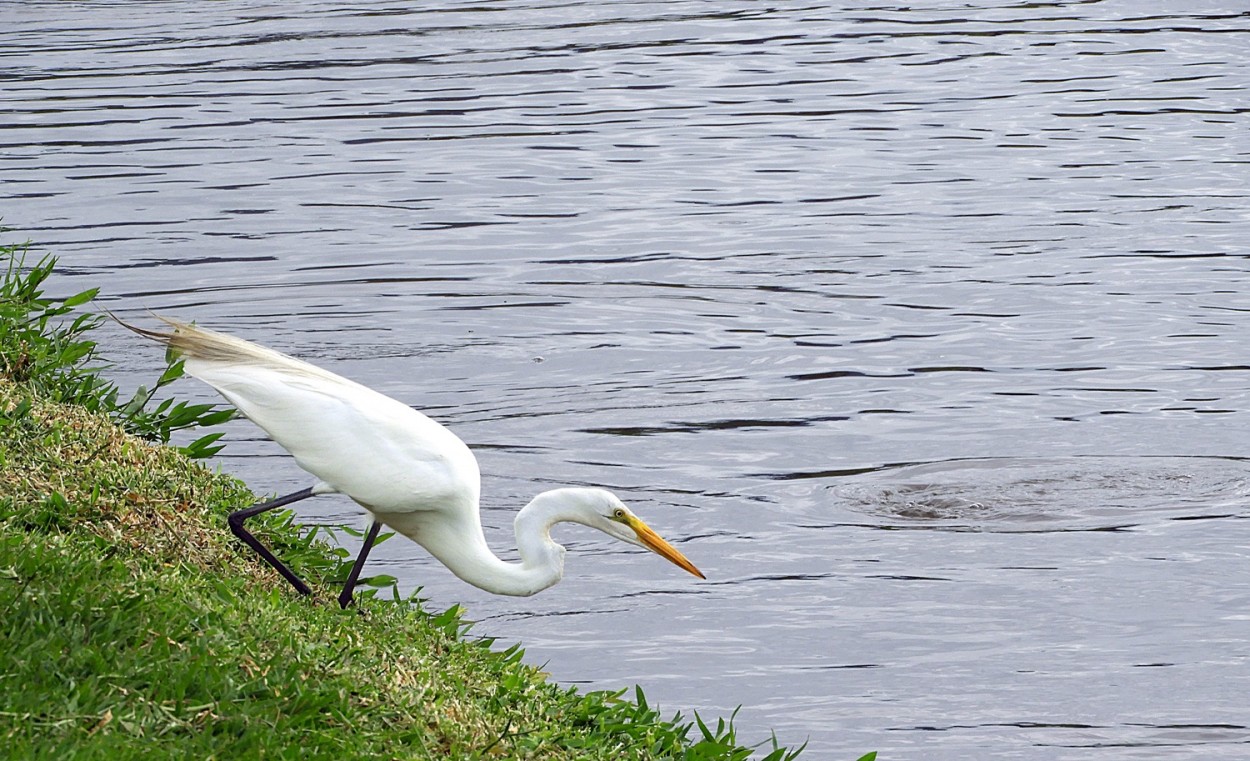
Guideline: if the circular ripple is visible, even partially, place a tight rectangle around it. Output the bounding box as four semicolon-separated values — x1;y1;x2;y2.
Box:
830;456;1250;532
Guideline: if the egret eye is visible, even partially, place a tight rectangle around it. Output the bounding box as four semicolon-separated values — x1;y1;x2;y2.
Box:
613;508;627;520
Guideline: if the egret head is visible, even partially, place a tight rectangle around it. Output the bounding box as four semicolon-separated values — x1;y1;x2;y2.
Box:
566;489;706;580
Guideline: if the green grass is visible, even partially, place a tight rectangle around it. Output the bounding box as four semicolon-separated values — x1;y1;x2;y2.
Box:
0;237;875;760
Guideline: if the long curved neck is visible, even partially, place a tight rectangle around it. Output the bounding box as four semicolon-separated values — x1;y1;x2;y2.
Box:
408;492;573;597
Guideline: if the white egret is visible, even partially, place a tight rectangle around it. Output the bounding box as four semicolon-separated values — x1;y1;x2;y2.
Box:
124;317;704;608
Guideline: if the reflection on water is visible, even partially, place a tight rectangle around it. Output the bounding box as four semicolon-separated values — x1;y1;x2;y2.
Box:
5;1;1250;758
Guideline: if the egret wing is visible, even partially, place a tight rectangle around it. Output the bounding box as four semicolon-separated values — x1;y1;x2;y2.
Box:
189;359;480;515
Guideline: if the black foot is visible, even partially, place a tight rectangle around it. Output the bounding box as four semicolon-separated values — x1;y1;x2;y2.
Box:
339;520;383;609
228;487;316;596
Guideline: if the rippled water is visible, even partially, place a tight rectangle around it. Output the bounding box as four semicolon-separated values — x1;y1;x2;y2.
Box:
5;2;1250;758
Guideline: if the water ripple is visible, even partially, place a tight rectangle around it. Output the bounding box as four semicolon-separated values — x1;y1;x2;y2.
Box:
5;2;1250;758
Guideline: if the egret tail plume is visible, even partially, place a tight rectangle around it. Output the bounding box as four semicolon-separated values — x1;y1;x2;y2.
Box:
113;314;329;376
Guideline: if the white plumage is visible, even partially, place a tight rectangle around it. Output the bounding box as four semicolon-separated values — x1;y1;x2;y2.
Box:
127;317;703;604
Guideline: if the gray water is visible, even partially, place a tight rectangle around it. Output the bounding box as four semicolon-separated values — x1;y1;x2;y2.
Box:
4;1;1249;758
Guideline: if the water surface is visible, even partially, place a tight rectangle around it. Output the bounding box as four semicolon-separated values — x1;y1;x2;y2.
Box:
4;2;1249;758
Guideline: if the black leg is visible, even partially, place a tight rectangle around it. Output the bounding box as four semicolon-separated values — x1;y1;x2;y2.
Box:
228;487;316;597
338;519;383;610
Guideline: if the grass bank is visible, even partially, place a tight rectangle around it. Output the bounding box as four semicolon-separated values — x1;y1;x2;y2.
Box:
0;239;872;760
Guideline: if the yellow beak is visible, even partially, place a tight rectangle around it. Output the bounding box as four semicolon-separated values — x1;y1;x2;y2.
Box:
628;516;706;579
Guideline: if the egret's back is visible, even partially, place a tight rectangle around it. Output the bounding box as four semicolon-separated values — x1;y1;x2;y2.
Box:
146;318;480;516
